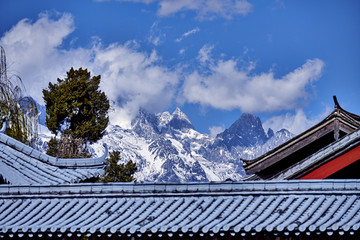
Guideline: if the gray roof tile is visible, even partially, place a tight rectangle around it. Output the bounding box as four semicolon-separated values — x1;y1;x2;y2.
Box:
0;180;359;237
0;130;107;184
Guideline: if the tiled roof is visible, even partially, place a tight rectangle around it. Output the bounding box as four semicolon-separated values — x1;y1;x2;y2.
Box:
261;128;360;180
0;180;359;238
0;119;107;185
243;97;360;178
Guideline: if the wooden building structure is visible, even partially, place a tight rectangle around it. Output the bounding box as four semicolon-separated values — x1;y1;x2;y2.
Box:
244;96;360;180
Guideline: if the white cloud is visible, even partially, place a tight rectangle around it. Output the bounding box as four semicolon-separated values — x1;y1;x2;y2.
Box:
209;124;225;137
263;107;331;135
197;44;214;64
181;53;325;113
92;44;179;126
158;0;252;19
99;0;252;20
1;12;326;133
0;12;89;101
0;13;179;128
183;27;200;37
179;48;185;55
147;22;165;46
175;27;200;42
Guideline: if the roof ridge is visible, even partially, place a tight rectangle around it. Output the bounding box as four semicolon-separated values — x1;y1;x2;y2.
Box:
1;179;359;197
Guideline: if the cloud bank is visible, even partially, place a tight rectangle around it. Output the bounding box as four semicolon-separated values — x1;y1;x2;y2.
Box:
181;47;325;113
0;13;88;99
1;13;325;130
92;44;178;127
0;13;179;127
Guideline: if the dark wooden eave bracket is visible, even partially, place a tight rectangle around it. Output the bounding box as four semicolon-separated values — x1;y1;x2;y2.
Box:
333;96;340;140
333;95;340;110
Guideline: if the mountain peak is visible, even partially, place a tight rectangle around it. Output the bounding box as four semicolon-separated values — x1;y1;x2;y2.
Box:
41;106;293;183
216;113;268;148
168;107;194;130
172;108;189;120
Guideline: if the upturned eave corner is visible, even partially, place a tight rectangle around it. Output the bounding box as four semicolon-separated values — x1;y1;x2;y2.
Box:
55;143;108;167
0;124;108;184
333;95;340;110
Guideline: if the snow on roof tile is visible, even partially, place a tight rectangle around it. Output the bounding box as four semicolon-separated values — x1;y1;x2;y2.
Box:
0;120;107;185
0;180;359;237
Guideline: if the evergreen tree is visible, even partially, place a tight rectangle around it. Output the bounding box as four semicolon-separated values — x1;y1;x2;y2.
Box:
0;46;38;146
99;150;137;182
43;67;110;158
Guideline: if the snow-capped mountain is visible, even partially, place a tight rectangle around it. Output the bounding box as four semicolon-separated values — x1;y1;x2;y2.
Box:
89;108;294;182
216;113;268;149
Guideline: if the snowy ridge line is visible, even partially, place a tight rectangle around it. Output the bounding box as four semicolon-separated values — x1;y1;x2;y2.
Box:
43;109;293;182
0;179;359;197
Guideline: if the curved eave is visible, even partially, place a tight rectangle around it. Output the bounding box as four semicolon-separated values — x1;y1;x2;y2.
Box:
0;132;107;168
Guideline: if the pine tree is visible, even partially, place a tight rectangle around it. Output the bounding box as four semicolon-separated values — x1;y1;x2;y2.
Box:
99;151;137;182
43;67;110;158
0;46;38;146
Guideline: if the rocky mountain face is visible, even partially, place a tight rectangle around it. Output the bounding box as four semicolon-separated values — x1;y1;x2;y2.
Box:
215;113;269;149
88;108;293;182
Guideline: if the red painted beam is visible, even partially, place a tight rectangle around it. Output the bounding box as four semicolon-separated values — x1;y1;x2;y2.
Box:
301;145;360;179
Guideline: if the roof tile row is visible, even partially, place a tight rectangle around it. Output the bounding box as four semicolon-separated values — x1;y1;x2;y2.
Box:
0;180;359;235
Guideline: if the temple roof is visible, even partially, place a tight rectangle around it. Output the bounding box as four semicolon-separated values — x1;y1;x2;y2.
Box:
0;180;359;238
243;96;360;180
0;118;107;185
269;128;360;180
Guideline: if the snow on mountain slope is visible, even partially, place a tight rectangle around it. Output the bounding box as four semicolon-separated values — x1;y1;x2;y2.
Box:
92;123;216;182
37;103;293;182
90;109;293;182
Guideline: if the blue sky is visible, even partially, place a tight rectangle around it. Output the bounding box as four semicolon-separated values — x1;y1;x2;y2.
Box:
1;0;359;136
